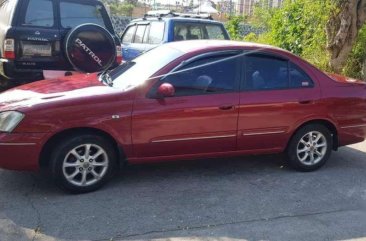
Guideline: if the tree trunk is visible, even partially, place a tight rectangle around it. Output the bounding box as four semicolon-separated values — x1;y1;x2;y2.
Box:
362;58;366;80
326;0;366;73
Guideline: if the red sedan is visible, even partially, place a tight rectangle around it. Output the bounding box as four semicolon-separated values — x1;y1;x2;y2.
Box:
0;40;366;193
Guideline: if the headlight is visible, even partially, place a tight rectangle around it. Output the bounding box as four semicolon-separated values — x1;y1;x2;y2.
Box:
0;111;25;132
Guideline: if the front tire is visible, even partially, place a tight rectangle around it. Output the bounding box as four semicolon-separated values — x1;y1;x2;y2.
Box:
50;134;117;193
287;124;332;172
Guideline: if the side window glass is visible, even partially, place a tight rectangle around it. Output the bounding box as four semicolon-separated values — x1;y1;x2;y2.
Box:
148;21;164;44
60;2;105;29
23;0;54;27
289;62;314;88
206;25;226;40
244;55;289;90
161;54;239;97
122;25;136;44
134;25;147;43
143;25;150;43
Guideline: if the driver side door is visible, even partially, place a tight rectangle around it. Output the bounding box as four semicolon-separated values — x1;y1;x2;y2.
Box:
131;51;242;158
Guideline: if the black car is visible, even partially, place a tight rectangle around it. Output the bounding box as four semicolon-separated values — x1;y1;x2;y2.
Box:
0;0;121;82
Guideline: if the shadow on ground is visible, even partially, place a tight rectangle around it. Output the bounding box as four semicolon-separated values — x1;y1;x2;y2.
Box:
0;143;366;241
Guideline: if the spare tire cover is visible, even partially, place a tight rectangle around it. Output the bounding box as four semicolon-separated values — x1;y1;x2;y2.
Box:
65;24;116;73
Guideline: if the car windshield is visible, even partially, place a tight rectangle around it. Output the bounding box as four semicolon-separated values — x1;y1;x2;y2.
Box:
109;45;184;90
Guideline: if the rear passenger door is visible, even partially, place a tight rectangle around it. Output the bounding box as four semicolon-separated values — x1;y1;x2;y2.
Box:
14;0;61;70
237;53;321;152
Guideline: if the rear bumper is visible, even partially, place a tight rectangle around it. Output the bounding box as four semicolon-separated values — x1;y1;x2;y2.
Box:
338;124;366;146
0;59;43;81
0;132;47;171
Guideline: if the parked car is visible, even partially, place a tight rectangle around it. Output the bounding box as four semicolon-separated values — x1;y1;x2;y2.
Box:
120;10;230;61
1;40;366;193
0;0;121;83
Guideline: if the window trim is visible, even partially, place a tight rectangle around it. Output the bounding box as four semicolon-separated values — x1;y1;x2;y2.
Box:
121;24;137;44
147;50;243;99
241;52;315;92
133;24;148;43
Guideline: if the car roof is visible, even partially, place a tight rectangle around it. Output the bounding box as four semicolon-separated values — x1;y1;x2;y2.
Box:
130;17;223;25
165;40;292;55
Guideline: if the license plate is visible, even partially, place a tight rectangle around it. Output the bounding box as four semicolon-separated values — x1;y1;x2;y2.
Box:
23;43;52;57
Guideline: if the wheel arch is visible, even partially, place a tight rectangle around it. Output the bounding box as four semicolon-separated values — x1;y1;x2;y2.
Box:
288;119;339;151
39;127;126;169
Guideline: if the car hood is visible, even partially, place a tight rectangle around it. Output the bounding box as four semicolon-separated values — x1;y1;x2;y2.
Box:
0;73;120;111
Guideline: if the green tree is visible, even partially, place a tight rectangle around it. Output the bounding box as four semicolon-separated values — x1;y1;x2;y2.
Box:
225;16;246;40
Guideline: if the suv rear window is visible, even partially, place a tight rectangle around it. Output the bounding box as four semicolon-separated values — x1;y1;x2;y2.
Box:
23;0;54;27
174;22;227;41
60;1;105;28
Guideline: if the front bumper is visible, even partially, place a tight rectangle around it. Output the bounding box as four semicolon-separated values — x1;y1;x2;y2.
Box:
0;132;47;171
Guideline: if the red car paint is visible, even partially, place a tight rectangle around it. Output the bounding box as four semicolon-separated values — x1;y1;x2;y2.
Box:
0;40;366;171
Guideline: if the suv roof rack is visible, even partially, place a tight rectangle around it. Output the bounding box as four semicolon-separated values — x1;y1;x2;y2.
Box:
143;10;213;20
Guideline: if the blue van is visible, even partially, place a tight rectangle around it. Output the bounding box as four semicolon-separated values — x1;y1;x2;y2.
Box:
120;11;230;61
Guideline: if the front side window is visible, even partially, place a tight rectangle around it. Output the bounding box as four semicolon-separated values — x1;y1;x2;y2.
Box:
23;0;54;27
158;53;240;97
121;25;136;44
134;25;147;43
148;21;165;44
60;1;105;28
244;55;289;90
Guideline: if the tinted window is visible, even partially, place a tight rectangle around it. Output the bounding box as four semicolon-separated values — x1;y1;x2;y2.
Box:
244;55;289;90
24;0;54;27
161;54;239;97
206;25;226;40
148;21;164;44
290;62;314;88
122;25;136;44
60;1;105;28
134;25;147;43
174;23;204;41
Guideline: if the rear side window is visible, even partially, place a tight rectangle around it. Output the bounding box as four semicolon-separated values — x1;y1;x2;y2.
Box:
290;62;314;88
60;1;105;28
122;25;136;44
23;0;54;27
244;55;289;90
206;25;226;40
134;25;147;43
148;21;164;44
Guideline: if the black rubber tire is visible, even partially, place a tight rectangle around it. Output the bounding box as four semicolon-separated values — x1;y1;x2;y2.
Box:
286;124;332;172
50;134;117;193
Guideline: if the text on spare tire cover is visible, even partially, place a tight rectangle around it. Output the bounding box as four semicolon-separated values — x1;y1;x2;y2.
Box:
75;38;103;67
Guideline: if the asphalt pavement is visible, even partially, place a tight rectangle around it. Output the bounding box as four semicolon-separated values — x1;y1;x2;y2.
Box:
0;141;366;241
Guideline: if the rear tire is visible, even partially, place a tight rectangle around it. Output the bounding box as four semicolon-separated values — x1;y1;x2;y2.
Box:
286;124;332;172
50;134;117;193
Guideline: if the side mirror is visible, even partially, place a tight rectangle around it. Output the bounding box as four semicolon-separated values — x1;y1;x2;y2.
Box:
157;83;175;98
